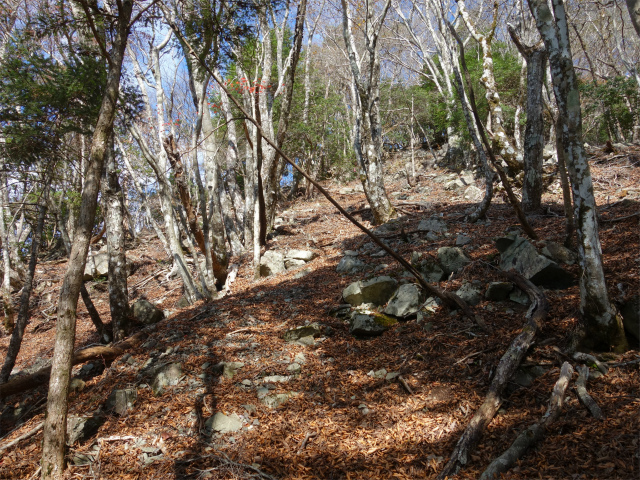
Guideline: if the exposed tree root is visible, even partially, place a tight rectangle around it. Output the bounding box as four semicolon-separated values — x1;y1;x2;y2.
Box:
478;362;574;479
437;271;548;479
575;365;604;420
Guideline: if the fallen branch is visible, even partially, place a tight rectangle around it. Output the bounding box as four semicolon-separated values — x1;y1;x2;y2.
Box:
437;271;548;479
573;352;609;375
575;365;604;420
479;362;574;480
398;375;414;395
0;421;44;454
297;431;317;454
601;212;640;223
0;329;151;399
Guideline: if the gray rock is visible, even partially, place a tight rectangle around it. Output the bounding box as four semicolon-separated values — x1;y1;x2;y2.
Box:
66;414;105;445
485;282;514;301
509;288;531;305
83;252;110;280
287;363;301;374
463;185;484;202
498;236;575;289
223;362;245;379
105;388;137;415
284;258;307;269
70;378;86;393
344;250;359;256
293;268;312;279
336;255;366;274
350;311;397;337
151;363;182;395
286;249;317;262
455;282;483;306
205;412;243;434
437;247;471;276
455;235;472;246
541;241;577;265
370;250;387;258
133;299;164;325
339;185;364;195
283;324;322;341
1;268;23;292
259;250;286;277
620;295;640;344
384;284;426;318
460;173;475;185
416;259;445;283
262;375;291;383
261;393;292;409
342;276;399;307
368;368;387;378
417;217;448;233
294;353;307;364
445;179;466;190
296;335;315;346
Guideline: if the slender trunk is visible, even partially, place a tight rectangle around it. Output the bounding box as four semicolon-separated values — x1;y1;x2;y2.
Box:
105;135;130;342
0;191;48;383
529;0;628;352
0;169;14;334
41;2;133;476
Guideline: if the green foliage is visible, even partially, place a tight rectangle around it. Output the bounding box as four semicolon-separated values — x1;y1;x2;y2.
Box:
0;36;106;165
580;75;639;143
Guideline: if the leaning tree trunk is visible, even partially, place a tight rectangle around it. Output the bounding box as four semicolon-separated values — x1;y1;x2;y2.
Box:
509;28;547;212
529;0;628;353
105;135;130;342
40;1;134;477
0;191;48;384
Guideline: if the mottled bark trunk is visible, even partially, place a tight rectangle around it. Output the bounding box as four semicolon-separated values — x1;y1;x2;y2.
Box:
529;0;628;352
0;193;48;383
509;28;547;212
105;135;130;342
40;1;133;476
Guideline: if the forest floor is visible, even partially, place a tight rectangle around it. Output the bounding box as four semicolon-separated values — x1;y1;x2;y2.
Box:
0;146;638;480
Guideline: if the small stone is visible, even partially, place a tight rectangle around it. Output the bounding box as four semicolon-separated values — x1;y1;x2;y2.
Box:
151;363;182;395
385;372;400;380
296;335;315;346
262;375;291;383
294;353;307;364
283;324;322;341
455;235;472;246
485;282;514;301
223;362;245;379
287;363;301;374
105;388;137;415
368;368;387;379
437;247;471;276
261;393;292;409
509;288;531;306
205;412;243;434
241;379;253;386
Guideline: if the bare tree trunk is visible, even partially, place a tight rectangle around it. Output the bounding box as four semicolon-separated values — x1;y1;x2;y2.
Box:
0;168;14;334
40;1;133;476
105;135;130;342
509;28;547;212
0;189;48;383
626;0;640;38
529;0;628;353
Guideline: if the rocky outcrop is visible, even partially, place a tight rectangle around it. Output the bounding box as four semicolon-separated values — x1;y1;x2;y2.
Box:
133;299;164;325
497;235;575;289
342;276;398;307
384;284;425;318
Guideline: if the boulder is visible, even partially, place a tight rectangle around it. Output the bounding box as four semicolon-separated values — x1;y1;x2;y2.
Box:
416;259;445;283
105;388;137;415
417;217;448;233
455;282;483;306
498;236;575;289
151;362;182;395
205;412;243;434
384;284;426;318
485;282;514;301
83;252;109;280
286;249;317;262
259;250;286;277
336;255;366;274
283;324;322;341
437;247;471;276
541;241;577;265
66;414;105;445
342;276;398;307
463;185;484;202
620;295;640;345
284;258;306;269
350;311;397;337
132;299;164;325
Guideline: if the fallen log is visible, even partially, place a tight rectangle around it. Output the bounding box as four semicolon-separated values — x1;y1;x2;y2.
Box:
575;365;604;420
478;362;574;480
437;270;549;479
0;329;151;399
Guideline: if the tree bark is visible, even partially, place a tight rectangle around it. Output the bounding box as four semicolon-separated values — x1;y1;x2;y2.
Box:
105;134;130;342
626;0;640;39
0;191;48;383
40;0;133;476
528;0;628;353
509;27;547;212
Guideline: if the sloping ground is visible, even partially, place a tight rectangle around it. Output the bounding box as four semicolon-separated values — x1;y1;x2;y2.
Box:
0;148;638;480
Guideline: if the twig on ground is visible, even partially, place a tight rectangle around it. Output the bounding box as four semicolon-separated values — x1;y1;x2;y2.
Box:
398;375;414;395
479;362;574;480
0;421;44;454
573;352;609;375
575;365;604;420
297;431;317;454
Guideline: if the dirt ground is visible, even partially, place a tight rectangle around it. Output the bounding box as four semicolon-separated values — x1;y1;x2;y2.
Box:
0;146;638;479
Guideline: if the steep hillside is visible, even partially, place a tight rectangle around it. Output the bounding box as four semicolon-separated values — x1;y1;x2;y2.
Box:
0;148;638;480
